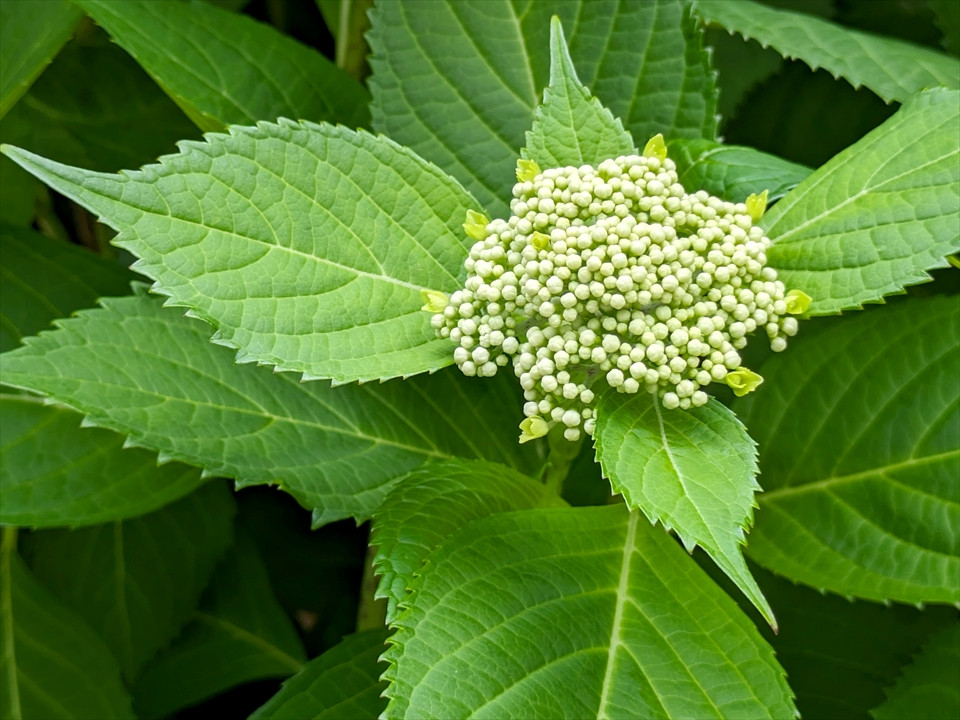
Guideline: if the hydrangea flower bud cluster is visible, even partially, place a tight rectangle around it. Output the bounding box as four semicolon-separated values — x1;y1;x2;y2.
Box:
429;139;808;443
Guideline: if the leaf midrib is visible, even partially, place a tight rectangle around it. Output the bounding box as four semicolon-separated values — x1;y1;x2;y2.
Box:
194;612;304;672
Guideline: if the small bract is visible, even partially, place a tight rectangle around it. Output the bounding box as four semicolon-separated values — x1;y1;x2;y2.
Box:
432;138;806;442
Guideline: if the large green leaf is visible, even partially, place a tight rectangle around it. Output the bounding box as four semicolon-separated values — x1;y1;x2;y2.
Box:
2;120;481;383
522;18;635;169
0;0;82;119
695;0;960;103
372;458;561;621
0;292;537;525
871;622;960;720
0;224;133;352
250;628;389;720
368;0;717;218
0;529;133;720
594;392;773;628
0;395;207;528
762;88;960;315
383;505;796;719
22;482;235;681
1;32;200;174
670;139;812;203
74;0;369;132
735;297;959;604
132;535;306;719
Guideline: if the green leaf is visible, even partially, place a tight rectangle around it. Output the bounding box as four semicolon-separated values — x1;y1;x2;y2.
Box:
315;0;373;81
22;481;236;680
930;0;960;56
522;18;635;169
695;0;960;103
368;0;717;218
383;505;796;719
0;156;37;227
372;458;561;621
594;391;774;628
250;628;389;720
132;535;306;719
734;297;960;604
871;623;960;720
0;292;538;525
73;0;369;132
1;32;200;173
0;395;207;527
0;0;82;119
0;529;134;720
670;139;812;203
2;120;481;383
0;224;133;352
763;88;960;315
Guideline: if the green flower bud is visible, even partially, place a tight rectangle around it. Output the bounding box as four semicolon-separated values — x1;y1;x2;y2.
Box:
420;289;448;313
519;417;549;444
516;158;541;183
746;190;768;222
725;368;764;397
643;133;667;161
784;289;812;315
463;209;490;240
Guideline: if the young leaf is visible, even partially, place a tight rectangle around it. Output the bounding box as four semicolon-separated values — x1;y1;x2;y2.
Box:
371;458;563;621
2;120;481;383
669;139;812;203
383;506;796;719
73;0;369;131
870;623;960;720
0;0;82;119
0;292;537;526
763;88;960;315
695;0;960;103
250;628;389;720
132;536;306;719
594;392;774;628
369;0;717;218
0;225;133;352
0;395;207;527
735;297;959;604
0;530;134;720
522;18;635;169
22;481;236;681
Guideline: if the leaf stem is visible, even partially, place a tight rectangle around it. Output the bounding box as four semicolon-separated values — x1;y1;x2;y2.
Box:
541;425;583;497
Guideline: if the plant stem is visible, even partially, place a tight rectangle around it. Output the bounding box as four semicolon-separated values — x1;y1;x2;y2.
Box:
355;537;386;632
541;425;583;497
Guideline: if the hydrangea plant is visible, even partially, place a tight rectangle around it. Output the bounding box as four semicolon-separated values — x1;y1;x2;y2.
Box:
0;1;957;718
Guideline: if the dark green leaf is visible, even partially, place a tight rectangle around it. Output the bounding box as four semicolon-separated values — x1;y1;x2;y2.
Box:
383;506;796;719
2;120;481;383
764;88;960;314
250;628;389;720
930;0;960;56
0;292;538;525
594;392;774;628
735;297;959;604
0;0;82;118
0;395;207;527
0;529;134;719
22;481;236;680
372;458;561;620
871;622;960;720
132;535;306;719
74;0;369;131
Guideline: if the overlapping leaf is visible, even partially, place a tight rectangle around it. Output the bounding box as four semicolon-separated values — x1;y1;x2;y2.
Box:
250;628;389;720
0;292;537;525
670;139;811;203
696;0;960;103
762;88;960;314
0;0;82;118
735;297;959;604
871;623;960;720
132;536;306;718
594;392;774;628
74;0;369;131
369;0;717;218
0;396;207;528
372;458;561;620
522;18;635;169
2;120;481;383
383;505;796;719
23;482;235;680
0;531;134;719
